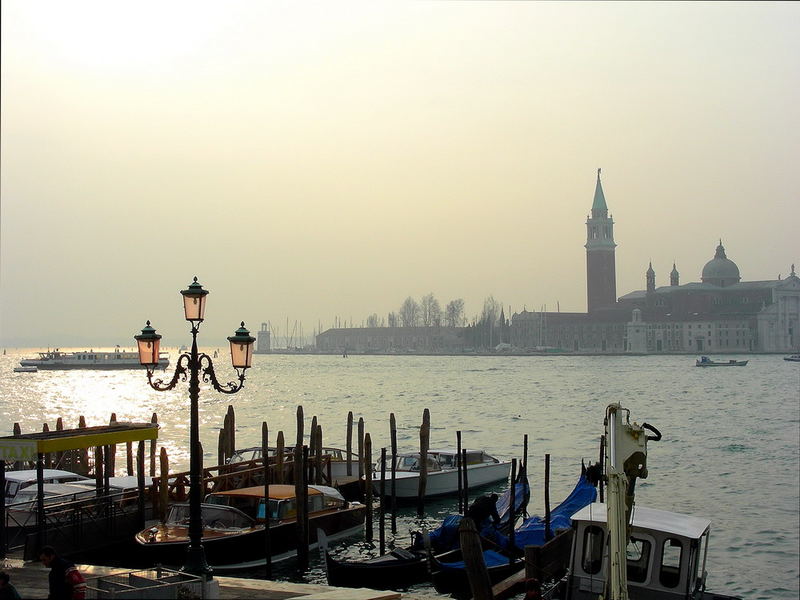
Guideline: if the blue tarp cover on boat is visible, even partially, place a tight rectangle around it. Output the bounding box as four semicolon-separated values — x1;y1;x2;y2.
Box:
438;550;510;570
511;473;597;548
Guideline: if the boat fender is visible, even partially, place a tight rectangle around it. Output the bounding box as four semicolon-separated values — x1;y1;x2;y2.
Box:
642;422;662;442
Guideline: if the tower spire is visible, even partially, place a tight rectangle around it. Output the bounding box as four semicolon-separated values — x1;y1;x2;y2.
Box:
592;168;608;216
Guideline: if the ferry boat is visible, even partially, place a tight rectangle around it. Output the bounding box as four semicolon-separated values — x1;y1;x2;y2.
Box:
19;347;169;370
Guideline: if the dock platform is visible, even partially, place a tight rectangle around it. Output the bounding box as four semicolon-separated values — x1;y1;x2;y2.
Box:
1;559;405;599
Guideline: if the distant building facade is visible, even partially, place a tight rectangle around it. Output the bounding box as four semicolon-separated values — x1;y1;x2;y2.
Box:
316;326;467;353
511;171;800;353
255;322;271;354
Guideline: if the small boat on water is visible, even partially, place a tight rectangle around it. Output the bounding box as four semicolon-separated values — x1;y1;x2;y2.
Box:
370;449;511;499
13;366;37;373
784;354;800;362
135;484;365;571
19;347;169;370
695;356;748;367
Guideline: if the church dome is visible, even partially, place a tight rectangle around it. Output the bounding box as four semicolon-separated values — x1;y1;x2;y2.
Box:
701;241;740;287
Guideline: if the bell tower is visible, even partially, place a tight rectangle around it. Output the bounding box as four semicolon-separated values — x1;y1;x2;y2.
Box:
585;168;617;312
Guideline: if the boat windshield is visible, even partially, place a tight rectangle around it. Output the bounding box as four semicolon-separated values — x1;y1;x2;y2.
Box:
166;504;254;529
395;455;442;472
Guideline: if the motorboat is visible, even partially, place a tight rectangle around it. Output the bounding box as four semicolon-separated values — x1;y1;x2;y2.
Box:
695;356;748;367
324;464;530;591
3;469;92;503
370;449;510;498
4;483;97;529
562;503;740;599
551;404;739;600
12;366;37;373
784;354;800;362
135;484;365;571
19;347;169;370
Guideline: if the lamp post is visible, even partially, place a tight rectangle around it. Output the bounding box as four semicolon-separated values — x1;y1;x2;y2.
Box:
135;277;255;577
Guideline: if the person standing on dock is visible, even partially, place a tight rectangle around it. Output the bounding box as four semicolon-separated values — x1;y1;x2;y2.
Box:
0;572;22;600
38;546;86;600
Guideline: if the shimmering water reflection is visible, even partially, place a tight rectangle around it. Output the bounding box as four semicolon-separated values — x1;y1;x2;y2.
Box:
1;350;798;599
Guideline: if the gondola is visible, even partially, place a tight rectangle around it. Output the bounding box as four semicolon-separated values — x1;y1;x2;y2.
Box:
430;462;600;598
323;464;530;590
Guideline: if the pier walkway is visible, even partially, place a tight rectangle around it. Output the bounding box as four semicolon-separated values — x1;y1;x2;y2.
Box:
1;559;408;599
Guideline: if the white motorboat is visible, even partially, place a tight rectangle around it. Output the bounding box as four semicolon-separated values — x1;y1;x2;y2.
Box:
19;347;169;370
370;449;510;498
3;469;92;503
4;483;97;529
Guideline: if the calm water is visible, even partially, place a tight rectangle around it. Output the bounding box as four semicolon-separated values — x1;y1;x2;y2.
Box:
1;350;798;599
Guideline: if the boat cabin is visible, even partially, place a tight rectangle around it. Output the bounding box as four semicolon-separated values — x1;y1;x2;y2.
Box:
565;503;714;599
205;484;348;522
392;450;498;472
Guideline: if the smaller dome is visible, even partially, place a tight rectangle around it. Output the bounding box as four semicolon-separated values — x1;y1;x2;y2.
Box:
701;241;740;287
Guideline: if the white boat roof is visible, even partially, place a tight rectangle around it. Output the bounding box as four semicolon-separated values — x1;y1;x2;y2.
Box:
4;469;90;483
10;483;96;500
399;449;486;456
571;502;711;540
308;485;345;502
72;476;154;490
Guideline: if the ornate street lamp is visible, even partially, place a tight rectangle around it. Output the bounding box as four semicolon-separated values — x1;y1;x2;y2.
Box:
134;277;255;577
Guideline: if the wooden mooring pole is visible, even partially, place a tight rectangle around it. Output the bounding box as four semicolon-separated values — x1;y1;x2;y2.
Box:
149;413;158;477
544;453;552;541
159;447;169;522
262;421;272;578
364;433;373;543
379;447;386;555
276;431;285;484
417;408;430;517
390;413;397;534
459;517;493;600
346;411;353;477
457;430;463;514
462;447;469;512
509;458;517;562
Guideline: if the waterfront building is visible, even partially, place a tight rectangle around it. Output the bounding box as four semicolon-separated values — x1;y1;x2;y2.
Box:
315;170;798;354
511;172;800;353
315;326;466;353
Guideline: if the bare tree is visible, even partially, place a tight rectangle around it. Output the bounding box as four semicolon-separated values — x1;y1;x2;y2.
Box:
366;313;380;328
445;298;465;327
387;312;399;328
481;295;502;325
400;296;420;327
419;293;442;327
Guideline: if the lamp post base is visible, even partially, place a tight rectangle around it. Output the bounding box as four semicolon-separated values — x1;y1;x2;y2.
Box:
182;545;213;579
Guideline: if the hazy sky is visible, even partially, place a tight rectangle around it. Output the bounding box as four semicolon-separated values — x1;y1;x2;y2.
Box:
1;1;798;347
